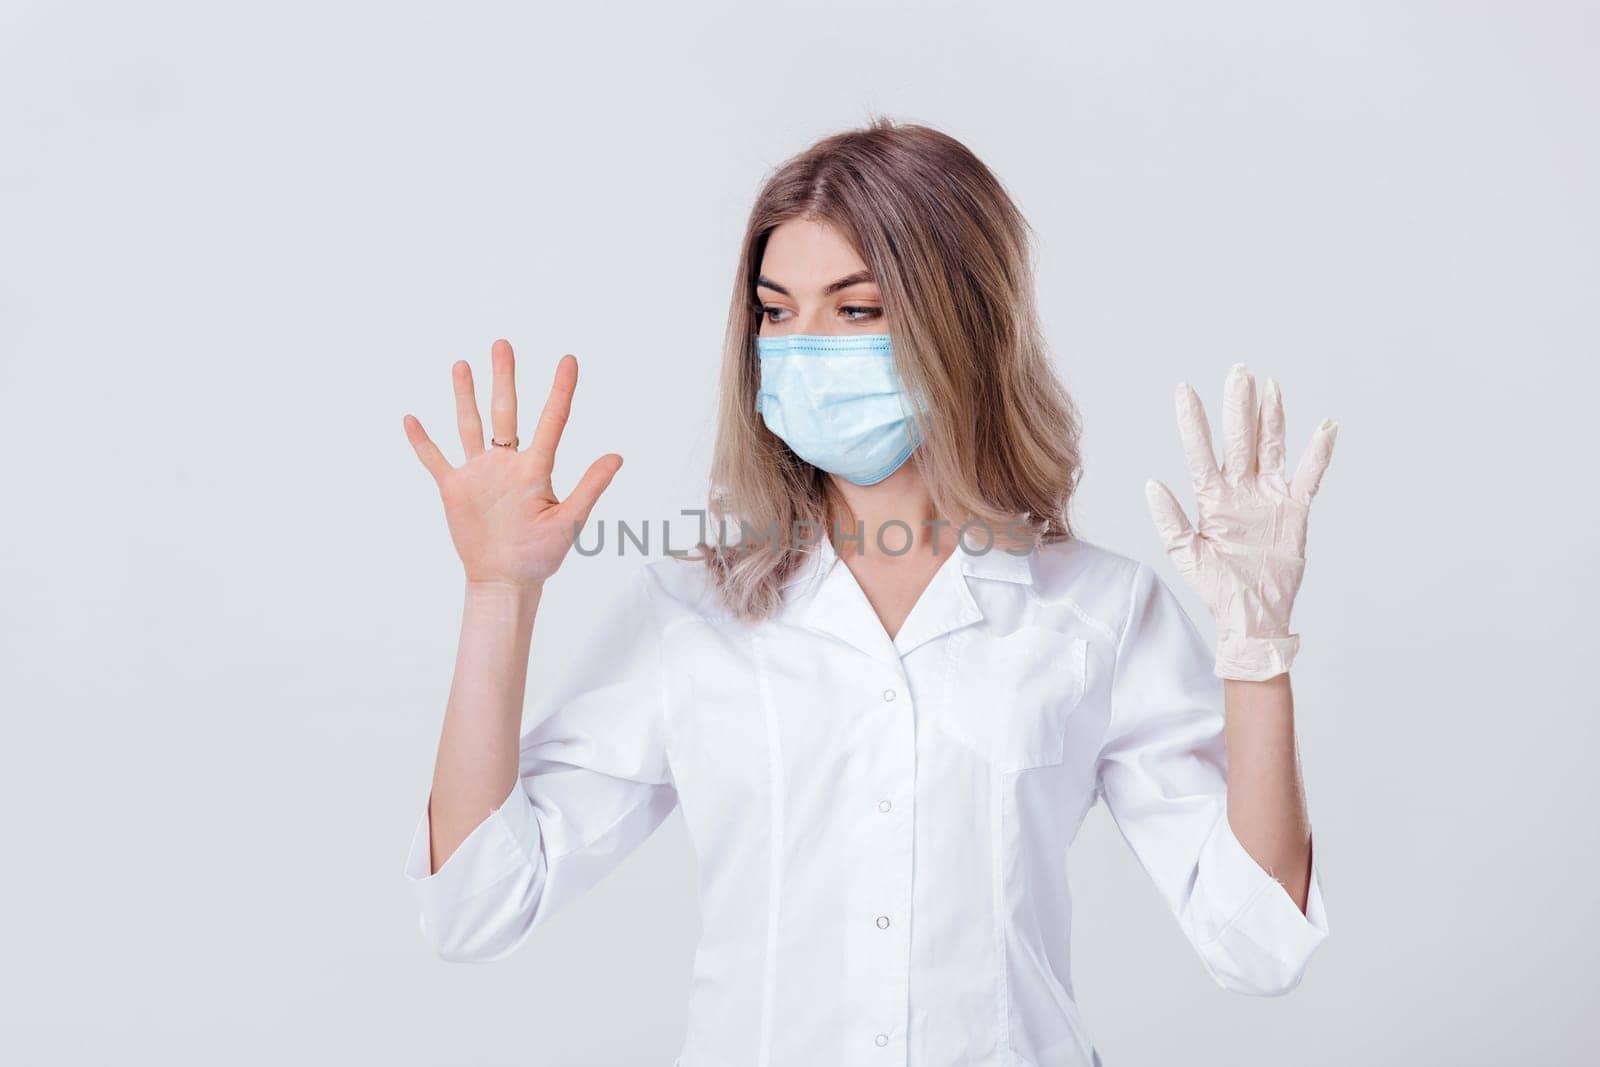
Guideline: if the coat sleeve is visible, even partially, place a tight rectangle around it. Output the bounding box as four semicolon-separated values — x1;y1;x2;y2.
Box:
1094;561;1329;996
401;565;679;963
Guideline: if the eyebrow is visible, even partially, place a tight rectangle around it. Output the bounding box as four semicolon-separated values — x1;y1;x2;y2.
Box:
755;270;876;297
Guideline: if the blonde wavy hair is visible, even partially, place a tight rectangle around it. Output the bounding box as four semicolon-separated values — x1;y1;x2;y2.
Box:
701;116;1083;621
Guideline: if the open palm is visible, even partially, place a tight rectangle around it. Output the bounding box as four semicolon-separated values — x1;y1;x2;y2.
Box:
1144;362;1337;680
402;339;621;587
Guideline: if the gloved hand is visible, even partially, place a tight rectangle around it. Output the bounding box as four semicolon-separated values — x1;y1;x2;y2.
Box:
1144;363;1338;681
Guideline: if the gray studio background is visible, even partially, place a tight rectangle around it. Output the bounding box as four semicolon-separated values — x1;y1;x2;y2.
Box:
2;2;1594;1064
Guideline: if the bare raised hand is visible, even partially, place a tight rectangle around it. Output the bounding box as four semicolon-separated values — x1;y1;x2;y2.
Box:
402;339;622;587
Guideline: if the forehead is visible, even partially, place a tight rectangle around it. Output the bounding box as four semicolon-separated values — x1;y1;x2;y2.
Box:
758;218;872;288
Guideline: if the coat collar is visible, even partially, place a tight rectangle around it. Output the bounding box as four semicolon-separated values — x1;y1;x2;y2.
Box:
775;532;1035;665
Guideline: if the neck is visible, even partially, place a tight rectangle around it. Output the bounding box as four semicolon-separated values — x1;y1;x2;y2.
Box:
825;464;951;564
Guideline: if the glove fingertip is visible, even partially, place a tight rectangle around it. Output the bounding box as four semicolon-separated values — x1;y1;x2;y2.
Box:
1144;478;1176;509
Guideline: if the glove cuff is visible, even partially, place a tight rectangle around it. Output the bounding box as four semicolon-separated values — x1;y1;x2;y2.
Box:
1214;631;1301;681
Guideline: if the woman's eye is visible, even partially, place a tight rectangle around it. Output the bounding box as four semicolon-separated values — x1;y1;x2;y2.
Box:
758;304;879;323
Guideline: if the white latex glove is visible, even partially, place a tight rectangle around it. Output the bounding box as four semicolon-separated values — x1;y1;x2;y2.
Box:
1145;363;1338;681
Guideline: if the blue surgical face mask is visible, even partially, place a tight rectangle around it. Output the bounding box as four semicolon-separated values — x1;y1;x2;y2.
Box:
755;333;923;486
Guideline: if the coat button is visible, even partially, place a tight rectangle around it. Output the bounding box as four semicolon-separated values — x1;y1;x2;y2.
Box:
876;915;890;929
874;1034;889;1047
878;799;892;813
882;689;897;702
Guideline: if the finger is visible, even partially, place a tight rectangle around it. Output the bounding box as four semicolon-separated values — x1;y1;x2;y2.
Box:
403;414;453;484
1289;418;1339;503
527;354;579;484
1175;382;1221;495
489;338;519;448
558;452;624;531
1144;478;1195;549
453;360;484;458
1221;362;1257;483
1258;377;1287;476
1145;478;1201;577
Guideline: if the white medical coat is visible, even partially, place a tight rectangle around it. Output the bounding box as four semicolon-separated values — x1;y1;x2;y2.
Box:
403;535;1329;1066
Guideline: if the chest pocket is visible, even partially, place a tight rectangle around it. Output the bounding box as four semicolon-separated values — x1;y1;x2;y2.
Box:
934;626;1089;772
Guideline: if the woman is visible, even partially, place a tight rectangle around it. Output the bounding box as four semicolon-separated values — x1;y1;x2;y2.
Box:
400;118;1336;1066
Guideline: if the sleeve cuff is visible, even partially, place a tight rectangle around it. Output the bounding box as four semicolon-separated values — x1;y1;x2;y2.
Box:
1214;632;1301;681
402;777;543;908
1191;812;1329;994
